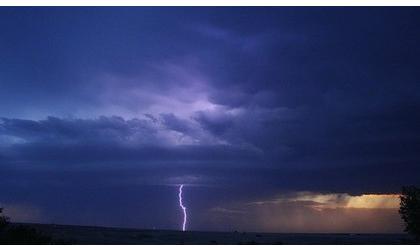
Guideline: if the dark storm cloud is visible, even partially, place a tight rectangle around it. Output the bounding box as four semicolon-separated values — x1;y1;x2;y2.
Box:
0;116;263;167
1;103;419;195
160;113;194;134
0;116;156;144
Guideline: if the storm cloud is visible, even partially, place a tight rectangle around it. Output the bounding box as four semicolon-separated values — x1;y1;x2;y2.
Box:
1;7;420;232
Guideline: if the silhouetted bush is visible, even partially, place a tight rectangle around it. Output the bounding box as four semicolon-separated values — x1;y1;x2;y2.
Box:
399;186;420;241
0;208;9;230
0;207;53;244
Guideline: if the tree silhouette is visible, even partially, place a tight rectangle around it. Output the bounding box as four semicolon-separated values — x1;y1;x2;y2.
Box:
399;186;420;241
0;207;52;244
0;207;9;230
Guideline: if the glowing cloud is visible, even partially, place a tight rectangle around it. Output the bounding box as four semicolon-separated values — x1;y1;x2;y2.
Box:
249;192;401;209
345;194;400;209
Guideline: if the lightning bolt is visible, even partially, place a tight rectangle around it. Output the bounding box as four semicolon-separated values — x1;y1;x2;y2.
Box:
178;184;187;231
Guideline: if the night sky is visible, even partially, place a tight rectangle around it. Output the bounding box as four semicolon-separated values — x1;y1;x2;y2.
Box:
1;7;420;233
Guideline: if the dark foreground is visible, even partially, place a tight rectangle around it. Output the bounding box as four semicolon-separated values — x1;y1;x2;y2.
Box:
4;223;414;245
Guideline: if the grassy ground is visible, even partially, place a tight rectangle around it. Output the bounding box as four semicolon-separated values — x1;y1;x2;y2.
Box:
3;223;413;245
